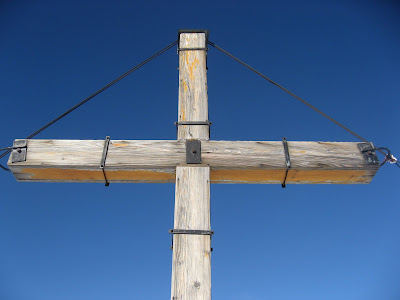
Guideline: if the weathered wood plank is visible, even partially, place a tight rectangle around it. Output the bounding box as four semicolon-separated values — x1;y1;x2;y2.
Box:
177;32;209;140
6;139;377;170
171;166;211;300
173;32;211;300
7;139;379;183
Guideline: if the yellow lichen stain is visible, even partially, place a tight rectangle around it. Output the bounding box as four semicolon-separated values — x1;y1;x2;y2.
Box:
109;170;175;181
299;151;307;154
182;80;188;93
112;143;128;147
19;168;372;184
210;169;370;183
287;170;369;183
181;108;186;121
21;168;176;182
185;52;199;80
211;169;285;182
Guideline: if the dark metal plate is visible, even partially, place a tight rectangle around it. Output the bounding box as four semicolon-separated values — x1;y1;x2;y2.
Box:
357;142;380;165
12;140;27;163
186;140;201;164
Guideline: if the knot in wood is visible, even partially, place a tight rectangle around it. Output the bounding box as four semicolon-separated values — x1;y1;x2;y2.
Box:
194;281;201;289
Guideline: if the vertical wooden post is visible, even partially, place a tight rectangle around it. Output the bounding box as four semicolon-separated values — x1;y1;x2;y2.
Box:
171;30;211;300
177;30;209;141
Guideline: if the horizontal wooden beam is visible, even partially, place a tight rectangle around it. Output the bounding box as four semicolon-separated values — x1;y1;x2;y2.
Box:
8;139;379;184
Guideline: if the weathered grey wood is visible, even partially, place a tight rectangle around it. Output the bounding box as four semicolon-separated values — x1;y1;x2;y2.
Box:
5;29;383;300
177;32;209;140
171;166;211;300
172;31;211;300
8;139;379;184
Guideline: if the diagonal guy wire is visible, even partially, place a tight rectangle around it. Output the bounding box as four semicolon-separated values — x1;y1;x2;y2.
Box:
0;39;178;163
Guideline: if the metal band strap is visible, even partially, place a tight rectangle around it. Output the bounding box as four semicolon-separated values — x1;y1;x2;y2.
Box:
169;229;214;235
169;229;214;251
282;137;291;188
100;136;110;187
178;47;209;51
174;121;212;126
175;121;212;138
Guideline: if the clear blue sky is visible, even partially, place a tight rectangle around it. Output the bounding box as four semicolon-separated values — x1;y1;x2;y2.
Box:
1;1;399;299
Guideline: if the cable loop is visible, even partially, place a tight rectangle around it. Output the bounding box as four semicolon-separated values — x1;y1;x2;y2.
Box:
361;147;400;168
375;148;399;168
1;147;14;171
0;164;10;172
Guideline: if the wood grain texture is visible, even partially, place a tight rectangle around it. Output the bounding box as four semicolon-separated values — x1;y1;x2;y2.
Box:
7;139;379;183
171;166;211;300
177;32;209;140
173;32;211;300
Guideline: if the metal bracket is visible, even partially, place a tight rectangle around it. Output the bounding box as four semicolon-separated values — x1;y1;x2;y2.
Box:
12;140;27;163
186;140;201;164
169;229;214;251
100;136;110;186
282;137;291;188
357;142;380;165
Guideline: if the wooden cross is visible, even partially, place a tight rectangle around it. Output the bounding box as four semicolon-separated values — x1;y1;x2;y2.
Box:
7;30;379;300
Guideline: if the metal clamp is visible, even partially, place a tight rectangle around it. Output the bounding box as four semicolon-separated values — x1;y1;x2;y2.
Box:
169;229;214;251
100;136;110;186
282;137;291;188
11;140;28;163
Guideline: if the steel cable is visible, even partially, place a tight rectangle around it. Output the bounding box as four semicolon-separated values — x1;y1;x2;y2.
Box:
208;40;387;157
0;39;178;163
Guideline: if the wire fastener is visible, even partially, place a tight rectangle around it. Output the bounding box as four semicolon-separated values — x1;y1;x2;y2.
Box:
100;136;110;186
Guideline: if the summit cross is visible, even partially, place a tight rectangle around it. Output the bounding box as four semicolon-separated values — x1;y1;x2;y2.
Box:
8;30;379;300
